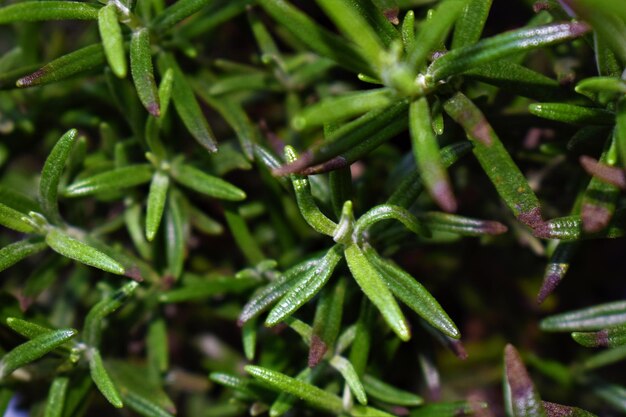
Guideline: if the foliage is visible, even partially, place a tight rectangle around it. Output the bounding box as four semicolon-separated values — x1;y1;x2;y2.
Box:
1;0;625;416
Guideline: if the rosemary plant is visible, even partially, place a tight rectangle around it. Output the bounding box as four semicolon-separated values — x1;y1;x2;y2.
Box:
1;0;625;416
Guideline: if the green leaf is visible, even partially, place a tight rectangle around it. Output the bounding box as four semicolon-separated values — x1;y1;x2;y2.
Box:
428;22;590;82
401;10;415;51
572;324;626;348
6;317;53;340
170;162;245;201
451;0;493;48
44;377;70;417
224;207;265;265
107;361;176;417
363;245;459;339
147;318;169;374
265;245;343;326
528;103;614;125
238;258;318;324
17;43;106;88
283;146;337;236
45;228;125;275
145;171;169;241
0;202;36;233
329;355;367;405
408;0;465;69
362;374;423;406
309;278;346;367
242;319;257;361
83;281;139;346
349;301;375;376
576;76;626;95
131;28;160;117
417;212;508;236
64;164;153;197
355;204;430;241
39;128;78;224
98;4;126;79
151;0;212;32
159;276;257;303
293;88;394;131
345;243;410;341
464;61;582;102
0;2;99;23
89;349;123;408
258;0;369;73
503;344;546;417
443;93;543;228
410;401;487;416
276;100;409;176
541;300;626;332
245;365;344;414
409;98;456;212
0;329;77;380
165;192;185;279
157;53;217;152
315;0;385;67
0;237;47;273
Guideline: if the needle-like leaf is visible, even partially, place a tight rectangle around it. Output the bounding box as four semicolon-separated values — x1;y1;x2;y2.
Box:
0;237;47;273
131;28;160;116
0;2;99;23
98;5;126;79
89;349;123;408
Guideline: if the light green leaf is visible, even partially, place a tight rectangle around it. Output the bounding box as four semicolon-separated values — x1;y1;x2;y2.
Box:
329;355;367;405
64;164;153;197
0;203;36;233
265;245;343;326
344;243;410;341
0;329;77;380
131;28;160;116
362;374;423;406
98;4;126;79
541;301;626;332
170;162;245;201
451;0;493;48
45;228;126;275
245;365;344;414
145;171;169;241
6;317;53;340
44;377;70;417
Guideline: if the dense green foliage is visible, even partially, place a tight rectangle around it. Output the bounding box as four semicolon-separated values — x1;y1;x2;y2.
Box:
1;0;626;416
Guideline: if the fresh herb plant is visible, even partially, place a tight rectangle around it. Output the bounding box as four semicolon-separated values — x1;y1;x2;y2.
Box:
1;0;625;416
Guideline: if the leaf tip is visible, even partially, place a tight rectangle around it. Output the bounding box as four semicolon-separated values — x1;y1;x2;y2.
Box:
537;272;562;304
308;334;328;368
16;69;46;88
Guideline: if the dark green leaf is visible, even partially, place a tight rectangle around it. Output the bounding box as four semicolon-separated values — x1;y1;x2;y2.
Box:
131;28;160;116
39;128;77;224
159;276;257;303
89;349;123;408
428;22;590;82
151;0;212;32
528;103;614;125
0;237;47;273
170;162;245;201
0;2;99;23
451;0;493;48
540;300;626;332
17;44;106;88
165;192;185;279
157;53;217;152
